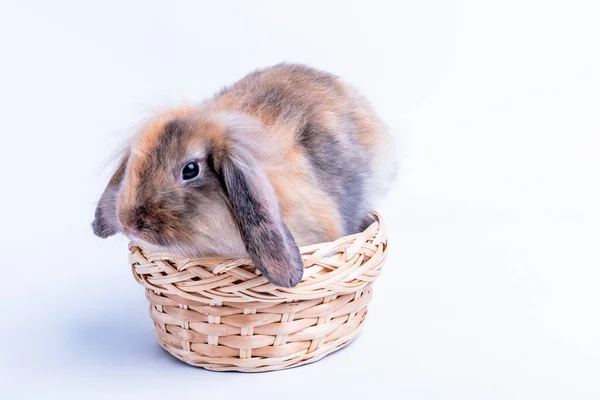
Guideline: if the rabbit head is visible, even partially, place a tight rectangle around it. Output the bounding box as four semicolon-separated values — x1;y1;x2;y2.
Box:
92;109;304;287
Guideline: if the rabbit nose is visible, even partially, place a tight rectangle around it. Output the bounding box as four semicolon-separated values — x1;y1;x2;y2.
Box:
119;206;149;236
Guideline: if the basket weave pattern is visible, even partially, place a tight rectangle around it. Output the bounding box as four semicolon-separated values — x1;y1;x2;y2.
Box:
130;213;387;372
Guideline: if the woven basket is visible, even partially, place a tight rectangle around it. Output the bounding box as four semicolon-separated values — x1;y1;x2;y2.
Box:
129;212;387;372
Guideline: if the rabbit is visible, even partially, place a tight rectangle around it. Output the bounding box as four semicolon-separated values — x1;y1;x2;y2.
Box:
92;63;397;287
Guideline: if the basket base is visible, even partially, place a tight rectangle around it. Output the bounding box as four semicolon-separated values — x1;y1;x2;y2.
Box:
154;309;368;372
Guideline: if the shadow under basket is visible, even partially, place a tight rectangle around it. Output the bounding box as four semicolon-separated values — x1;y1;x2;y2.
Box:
129;212;388;372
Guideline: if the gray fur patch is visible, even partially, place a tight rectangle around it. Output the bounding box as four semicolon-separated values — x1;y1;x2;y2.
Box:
299;121;369;235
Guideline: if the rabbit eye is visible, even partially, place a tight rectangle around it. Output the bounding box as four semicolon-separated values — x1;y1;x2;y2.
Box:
182;162;200;180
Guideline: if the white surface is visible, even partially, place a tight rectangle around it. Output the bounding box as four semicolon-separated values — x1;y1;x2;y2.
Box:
1;1;599;399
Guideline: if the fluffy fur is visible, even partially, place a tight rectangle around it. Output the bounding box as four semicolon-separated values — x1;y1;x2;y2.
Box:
92;63;396;287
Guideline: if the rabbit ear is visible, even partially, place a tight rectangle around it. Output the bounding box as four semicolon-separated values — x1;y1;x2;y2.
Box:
92;151;129;238
212;143;304;288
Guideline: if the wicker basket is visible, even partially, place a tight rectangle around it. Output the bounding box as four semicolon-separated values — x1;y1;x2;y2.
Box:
129;213;387;372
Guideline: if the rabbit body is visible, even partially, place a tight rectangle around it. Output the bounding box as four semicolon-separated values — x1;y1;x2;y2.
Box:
93;64;396;287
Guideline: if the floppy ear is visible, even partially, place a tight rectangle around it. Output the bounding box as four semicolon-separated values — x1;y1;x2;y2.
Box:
213;144;304;288
92;152;129;238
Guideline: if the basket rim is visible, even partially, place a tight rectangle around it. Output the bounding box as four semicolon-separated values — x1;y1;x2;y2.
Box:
129;212;387;302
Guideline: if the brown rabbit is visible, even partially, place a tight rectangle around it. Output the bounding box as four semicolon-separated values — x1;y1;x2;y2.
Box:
92;63;396;287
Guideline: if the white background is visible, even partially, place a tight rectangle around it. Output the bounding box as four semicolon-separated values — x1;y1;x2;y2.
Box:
0;1;599;399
